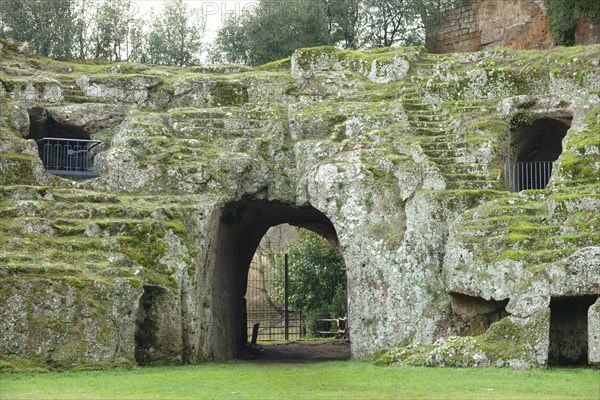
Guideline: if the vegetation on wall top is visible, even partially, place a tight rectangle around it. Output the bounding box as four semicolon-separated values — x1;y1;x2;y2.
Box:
544;0;600;46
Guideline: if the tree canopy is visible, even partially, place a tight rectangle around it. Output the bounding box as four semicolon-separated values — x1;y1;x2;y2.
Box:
1;0;450;66
0;0;204;65
213;0;332;66
146;0;204;66
213;0;448;65
272;230;347;320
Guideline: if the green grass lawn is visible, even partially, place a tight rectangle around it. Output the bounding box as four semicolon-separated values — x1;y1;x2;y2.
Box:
1;361;598;400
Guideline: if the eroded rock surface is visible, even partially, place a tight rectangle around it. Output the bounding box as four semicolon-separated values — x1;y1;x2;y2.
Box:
0;40;598;370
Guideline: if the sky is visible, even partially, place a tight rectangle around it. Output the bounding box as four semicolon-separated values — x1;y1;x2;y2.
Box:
131;0;259;42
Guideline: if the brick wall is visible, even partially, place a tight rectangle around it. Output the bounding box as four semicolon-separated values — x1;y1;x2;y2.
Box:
427;0;483;53
427;0;599;53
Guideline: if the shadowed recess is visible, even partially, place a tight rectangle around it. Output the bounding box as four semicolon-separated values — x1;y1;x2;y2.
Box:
208;200;341;360
548;295;598;366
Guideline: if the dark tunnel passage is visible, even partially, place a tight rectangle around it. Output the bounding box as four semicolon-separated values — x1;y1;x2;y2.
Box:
509;116;571;191
548;296;598;366
26;105;92;141
514;117;570;163
208;200;342;360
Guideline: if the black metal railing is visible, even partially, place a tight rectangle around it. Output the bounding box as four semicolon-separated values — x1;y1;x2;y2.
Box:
36;137;101;178
504;161;553;191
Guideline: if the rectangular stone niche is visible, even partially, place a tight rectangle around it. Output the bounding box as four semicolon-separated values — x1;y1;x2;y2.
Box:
548;296;598;366
449;293;509;337
135;286;166;366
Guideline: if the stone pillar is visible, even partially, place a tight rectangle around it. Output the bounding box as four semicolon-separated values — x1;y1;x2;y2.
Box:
588;298;600;366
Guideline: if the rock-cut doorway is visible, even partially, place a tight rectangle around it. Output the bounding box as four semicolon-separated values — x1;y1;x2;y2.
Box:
206;200;349;361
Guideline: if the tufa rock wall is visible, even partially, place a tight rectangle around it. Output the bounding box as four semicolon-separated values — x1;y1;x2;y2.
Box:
0;40;599;370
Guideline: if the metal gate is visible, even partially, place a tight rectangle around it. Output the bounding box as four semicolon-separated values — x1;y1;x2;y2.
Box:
246;253;305;341
504;161;553;191
246;311;304;342
37;137;102;178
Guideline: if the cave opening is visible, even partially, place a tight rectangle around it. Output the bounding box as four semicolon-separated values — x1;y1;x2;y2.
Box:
209;200;350;361
25;106;102;178
506;116;571;191
449;292;509;337
135;286;166;366
548;296;598;366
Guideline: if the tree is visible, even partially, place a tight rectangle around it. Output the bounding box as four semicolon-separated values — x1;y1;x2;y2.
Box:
127;17;146;63
214;0;331;66
91;0;138;61
0;0;78;58
146;0;205;66
322;0;363;49
212;13;252;64
0;0;140;61
72;0;96;59
214;0;448;64
273;230;347;321
363;0;451;48
364;0;423;48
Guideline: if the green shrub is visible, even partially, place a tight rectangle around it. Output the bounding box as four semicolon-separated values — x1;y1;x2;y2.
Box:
544;0;600;46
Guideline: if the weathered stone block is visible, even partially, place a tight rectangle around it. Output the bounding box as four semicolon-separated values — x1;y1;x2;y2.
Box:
480;27;504;45
9;103;30;137
589;299;600;366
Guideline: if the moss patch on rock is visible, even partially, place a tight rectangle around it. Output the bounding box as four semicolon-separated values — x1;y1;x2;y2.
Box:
376;311;550;368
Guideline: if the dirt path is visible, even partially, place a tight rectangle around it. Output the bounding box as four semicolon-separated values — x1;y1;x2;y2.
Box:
244;340;351;363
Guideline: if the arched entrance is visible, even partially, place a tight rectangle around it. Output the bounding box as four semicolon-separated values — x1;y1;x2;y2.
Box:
207;200;346;360
505;116;571;191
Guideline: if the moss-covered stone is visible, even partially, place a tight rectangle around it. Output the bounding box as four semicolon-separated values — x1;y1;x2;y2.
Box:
376;310;550;368
1;42;598;370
